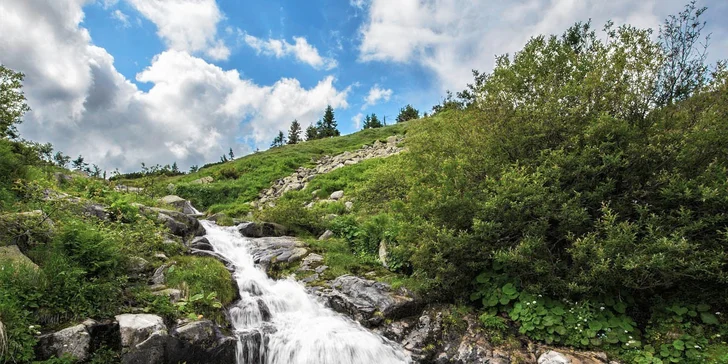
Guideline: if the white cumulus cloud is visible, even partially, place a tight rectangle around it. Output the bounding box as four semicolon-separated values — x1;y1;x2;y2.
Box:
244;33;338;70
111;9;130;27
126;0;230;60
0;0;349;172
363;84;392;109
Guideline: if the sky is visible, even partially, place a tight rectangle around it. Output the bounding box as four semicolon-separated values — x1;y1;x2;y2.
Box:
1;0;727;173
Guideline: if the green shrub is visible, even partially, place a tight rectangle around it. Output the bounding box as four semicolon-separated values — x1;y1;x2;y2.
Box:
166;256;236;324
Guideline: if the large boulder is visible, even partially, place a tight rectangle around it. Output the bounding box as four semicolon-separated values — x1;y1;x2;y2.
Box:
147;207;206;238
116;314;236;364
323;275;420;327
237;222;287;238
158;195;201;215
244;236;307;271
0;245;39;270
35;323;92;362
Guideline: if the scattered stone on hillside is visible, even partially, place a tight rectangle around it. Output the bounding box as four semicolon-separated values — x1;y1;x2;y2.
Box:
84;203;110;220
321;275;420;327
0;245;39;270
330;190;344;200
115;185;143;193
254;136;404;208
238;222;287;238
318;230;334;241
35;323;92;362
191;176;214;184
154;253;168;261
152;288;182;303
345;201;353;211
386;135;398;145
536;349;610;364
127;256;152;274
324;214;338;221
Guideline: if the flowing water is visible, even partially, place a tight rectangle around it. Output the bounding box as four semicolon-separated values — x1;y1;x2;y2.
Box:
201;221;411;364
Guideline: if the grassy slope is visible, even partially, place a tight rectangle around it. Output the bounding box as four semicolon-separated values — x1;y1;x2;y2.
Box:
161;123;409;215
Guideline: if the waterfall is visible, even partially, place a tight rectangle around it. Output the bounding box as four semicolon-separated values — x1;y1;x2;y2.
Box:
201;221;411;364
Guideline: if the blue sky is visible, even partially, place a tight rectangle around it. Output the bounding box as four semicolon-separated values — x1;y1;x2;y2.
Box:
1;0;727;172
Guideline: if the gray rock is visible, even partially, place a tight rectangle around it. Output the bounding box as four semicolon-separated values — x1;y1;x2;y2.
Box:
35;323;91;361
149;208;206;238
345;201;354;211
238;222;287;238
386;135;398;145
116;314;166;348
191;176;214;184
152;288;182;303
300;253;324;271
84;203;110;220
0;245;39;270
246;236;308;270
323;275;420;327
318;230;334;240
174;320;215;346
330;190;344;200
158;195;201;216
539;351;572;364
190;236;214;251
128;256;152;275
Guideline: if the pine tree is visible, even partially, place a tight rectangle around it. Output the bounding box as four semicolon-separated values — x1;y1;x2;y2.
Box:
172;162;179;173
71;155;88;171
228;148;235;160
363;113;383;129
288;120;302;144
305;123;319;141
319;105;339;137
271;130;286;147
396;104;420;123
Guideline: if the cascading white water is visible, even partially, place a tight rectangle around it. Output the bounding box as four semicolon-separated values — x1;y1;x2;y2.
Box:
201;221;411;364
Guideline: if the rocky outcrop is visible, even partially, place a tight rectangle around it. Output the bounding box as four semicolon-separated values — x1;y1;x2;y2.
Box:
238;221;287;238
116;314;236;364
191;176;214;185
144;207;206;238
255;136;404;208
35;319;120;362
319;275;420;327
245;236;308;271
158;195;201;215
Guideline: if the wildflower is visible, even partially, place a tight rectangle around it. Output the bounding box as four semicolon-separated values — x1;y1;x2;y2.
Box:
716;312;721;315
624;330;628;333
532;301;537;304
600;306;605;311
695;345;701;349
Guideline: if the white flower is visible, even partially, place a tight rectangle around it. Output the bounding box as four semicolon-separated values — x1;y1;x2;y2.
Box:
63;344;68;347
538;294;542;297
625;343;630;346
600;306;605;310
695;345;701;349
532;301;537;304
624;330;628;333
716;312;721;315
629;336;633;339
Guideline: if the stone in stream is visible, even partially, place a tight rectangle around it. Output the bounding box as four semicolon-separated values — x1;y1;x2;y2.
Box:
237;221;288;238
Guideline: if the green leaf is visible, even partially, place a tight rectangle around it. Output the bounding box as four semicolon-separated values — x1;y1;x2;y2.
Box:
187;312;198;320
470;292;482;301
206;292;217;300
700;312;719;325
484;295;499;307
190;293;204;302
551;306;565;315
696;304;710;312
499;295;511;305
502;283;517;295
614;302;626;314
588;321;602;331
673;340;685;351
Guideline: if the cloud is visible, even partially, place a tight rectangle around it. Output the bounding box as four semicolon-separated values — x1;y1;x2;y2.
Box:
352;113;364;129
363;84;392;109
111;9;130;28
357;0;728;92
350;0;367;9
0;0;349;172
244;33;338;70
126;0;230;60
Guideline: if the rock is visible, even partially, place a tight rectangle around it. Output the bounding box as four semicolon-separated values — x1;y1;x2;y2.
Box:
330;190;344;200
318;230;334;240
345;201;354;211
152;288;182;303
159;195;200;215
238;222;287;238
539;351;572;364
324;275;420;327
154;253;169;260
189;249;235;271
84;203;110;220
190;237;214;251
174;320;215;346
0;245;39;270
191;176;214;184
300;253;324;271
35;323;91;362
386;135;398;145
246;236;308;271
379;240;389;268
149;208;206;238
116;314;166;348
54;172;74;184
151;264;170;285
127;256;152;274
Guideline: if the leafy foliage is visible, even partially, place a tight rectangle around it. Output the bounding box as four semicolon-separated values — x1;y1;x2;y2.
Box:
0;65;30;139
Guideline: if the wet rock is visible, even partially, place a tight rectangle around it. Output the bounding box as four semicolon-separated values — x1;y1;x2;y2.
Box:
189;249;235;271
318;230;334;240
246;236;308;270
35;323;91;362
148;207;206;238
330;190;344;200
159;195;200;215
238;222;288;238
190;236;214;251
323;275;420;327
174;320;216;346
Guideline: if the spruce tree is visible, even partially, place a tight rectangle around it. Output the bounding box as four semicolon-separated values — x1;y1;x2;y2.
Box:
228;148;235;160
320;105;339;137
305;123;318;141
396;104;420;123
288;120;302;144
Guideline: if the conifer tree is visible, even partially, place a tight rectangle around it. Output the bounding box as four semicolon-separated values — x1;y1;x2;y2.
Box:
288;120;302;144
305;123;318;141
319;105;339;137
